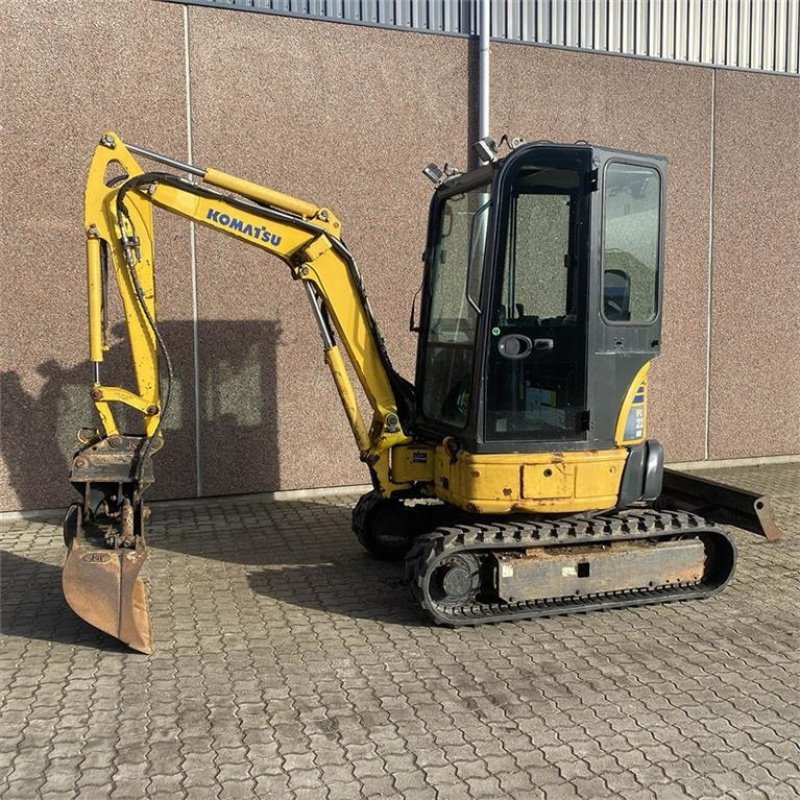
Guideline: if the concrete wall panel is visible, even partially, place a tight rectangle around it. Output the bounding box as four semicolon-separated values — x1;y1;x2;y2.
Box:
708;71;800;458
188;8;471;494
0;0;195;510
1;1;797;513
491;44;714;463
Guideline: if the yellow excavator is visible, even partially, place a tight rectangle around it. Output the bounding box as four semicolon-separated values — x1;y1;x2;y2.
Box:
62;132;780;653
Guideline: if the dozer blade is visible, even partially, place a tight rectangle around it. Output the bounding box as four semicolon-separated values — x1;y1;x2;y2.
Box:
660;468;782;541
62;504;153;653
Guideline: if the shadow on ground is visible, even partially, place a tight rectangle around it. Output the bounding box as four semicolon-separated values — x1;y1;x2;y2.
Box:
5;459;797;644
0;551;129;651
146;496;426;626
245;550;421;626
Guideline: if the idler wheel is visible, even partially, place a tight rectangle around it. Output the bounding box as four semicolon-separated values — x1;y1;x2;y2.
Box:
430;553;481;606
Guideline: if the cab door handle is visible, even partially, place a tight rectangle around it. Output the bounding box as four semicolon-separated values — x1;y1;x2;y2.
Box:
497;334;533;359
533;338;554;350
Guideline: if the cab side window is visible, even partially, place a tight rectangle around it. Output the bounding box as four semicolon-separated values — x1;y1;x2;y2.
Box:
603;164;661;324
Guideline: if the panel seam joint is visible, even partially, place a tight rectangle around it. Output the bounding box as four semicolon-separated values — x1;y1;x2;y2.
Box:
183;4;203;497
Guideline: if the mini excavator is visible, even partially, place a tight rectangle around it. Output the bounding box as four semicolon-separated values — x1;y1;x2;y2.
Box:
62;132;781;653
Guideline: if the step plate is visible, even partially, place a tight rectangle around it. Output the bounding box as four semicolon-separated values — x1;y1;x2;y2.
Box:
494;539;705;604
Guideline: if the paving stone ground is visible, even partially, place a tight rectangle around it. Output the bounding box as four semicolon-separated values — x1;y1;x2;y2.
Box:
1;463;798;799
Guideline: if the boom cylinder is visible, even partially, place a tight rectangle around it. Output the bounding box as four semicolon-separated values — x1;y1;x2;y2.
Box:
86;237;104;363
325;345;372;455
304;281;371;454
125;139;323;221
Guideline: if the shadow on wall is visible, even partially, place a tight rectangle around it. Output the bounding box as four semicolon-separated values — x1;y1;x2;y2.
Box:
0;320;281;511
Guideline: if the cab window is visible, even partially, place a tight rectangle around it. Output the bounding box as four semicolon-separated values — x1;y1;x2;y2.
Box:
603;163;661;323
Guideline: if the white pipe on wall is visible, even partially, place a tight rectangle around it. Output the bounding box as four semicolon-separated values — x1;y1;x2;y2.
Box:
479;0;491;140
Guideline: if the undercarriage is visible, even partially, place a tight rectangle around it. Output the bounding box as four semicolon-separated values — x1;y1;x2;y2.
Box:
404;509;734;625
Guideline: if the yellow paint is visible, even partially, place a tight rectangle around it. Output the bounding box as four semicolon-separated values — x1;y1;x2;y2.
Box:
614;362;652;445
149;181;313;254
391;445;436;484
433;446;627;514
82;132;410;491
93;401;119;438
95;387;157;415
323;345;371;456
302;233;334;261
86;237;104;362
85;132;160;439
299;250;402;451
522;462;574;500
204;167;320;221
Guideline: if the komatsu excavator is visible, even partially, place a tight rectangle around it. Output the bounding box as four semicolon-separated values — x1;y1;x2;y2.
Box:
63;132;780;653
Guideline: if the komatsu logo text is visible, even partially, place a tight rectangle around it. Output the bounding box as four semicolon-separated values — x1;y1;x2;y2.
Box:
206;209;282;247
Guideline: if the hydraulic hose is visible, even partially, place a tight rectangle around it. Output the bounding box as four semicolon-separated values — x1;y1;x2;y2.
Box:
115;174;177;487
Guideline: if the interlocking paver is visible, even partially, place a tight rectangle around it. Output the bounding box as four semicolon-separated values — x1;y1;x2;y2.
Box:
1;462;799;799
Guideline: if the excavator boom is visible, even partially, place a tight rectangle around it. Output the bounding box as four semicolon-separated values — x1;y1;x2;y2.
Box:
64;132;412;652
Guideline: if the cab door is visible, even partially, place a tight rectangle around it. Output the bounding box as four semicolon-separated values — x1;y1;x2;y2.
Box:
415;172;494;435
483;147;593;448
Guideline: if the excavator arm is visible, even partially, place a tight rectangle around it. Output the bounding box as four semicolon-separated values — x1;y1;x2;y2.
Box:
63;132;412;652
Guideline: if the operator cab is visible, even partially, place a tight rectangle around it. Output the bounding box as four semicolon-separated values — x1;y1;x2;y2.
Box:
415;142;666;455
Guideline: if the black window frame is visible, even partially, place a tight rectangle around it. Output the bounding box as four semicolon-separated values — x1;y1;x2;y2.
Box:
477;145;594;451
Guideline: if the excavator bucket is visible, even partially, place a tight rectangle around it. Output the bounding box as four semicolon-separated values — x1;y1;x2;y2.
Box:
62;435;157;654
63;505;153;653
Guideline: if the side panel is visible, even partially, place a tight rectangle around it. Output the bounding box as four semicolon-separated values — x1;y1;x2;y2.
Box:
433;446;628;514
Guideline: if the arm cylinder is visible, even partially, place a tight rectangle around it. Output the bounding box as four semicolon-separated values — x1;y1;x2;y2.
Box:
204;167;319;219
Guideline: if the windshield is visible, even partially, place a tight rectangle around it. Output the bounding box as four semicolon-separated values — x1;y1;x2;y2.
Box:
420;183;491;429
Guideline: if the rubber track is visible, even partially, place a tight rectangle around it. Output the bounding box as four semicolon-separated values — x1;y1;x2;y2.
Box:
404;508;735;626
352;490;381;552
